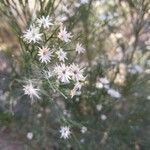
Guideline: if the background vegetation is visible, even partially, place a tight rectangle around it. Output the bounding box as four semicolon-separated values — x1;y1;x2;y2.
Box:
0;0;150;149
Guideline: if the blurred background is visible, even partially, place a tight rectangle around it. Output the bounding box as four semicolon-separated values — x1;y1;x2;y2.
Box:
0;0;150;149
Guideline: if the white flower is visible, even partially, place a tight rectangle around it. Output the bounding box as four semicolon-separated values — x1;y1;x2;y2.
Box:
80;0;89;4
134;65;143;73
56;48;67;62
96;77;109;89
147;95;150;100
107;88;121;98
103;84;110;90
70;82;83;98
80;139;85;143
74;2;80;8
37;113;42;118
96;104;102;111
75;97;80;102
38;46;53;64
23;25;42;43
99;77;109;85
75;42;85;54
81;126;87;134
27;132;33;140
54;63;71;83
128;64;143;74
37;15;53;29
43;69;53;79
96;82;103;89
70;63;85;81
145;69;150;74
58;25;72;42
59;126;71;139
23;81;40;100
56;14;68;22
101;114;107;121
62;5;70;13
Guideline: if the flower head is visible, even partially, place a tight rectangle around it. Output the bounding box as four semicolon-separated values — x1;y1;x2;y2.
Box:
37;16;53;29
81;126;87;134
43;69;53;79
96;77;110;89
75;42;85;54
101;114;107;121
95;82;103;89
96;104;102;111
38;46;53;64
27;132;33;140
54;63;71;83
59;126;71;139
70;63;85;81
23;81;40;101
56;48;67;62
80;0;89;4
99;77;109;84
58;25;72;42
107;88;121;98
70;82;83;98
23;25;42;43
128;64;143;74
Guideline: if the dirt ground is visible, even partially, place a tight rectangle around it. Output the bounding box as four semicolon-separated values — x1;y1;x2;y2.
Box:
0;139;22;150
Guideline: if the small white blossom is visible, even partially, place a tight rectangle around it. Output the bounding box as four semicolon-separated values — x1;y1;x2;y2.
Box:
75;42;85;54
70;82;83;98
56;48;67;62
56;15;68;22
38;46;53;64
128;64;143;74
23;81;40;101
101;114;107;121
75;97;80;102
145;69;150;74
134;65;143;73
27;132;33;140
99;77;109;85
23;25;42;43
43;69;53;79
147;95;150;100
81;126;87;134
96;82;103;89
96;77;109;89
74;2;80;8
59;126;71;139
37;113;42;118
103;84;110;90
37;16;53;29
96;104;102;111
58;25;72;42
61;5;70;13
70;63;85;81
80;0;89;4
107;88;121;98
80;139;85;143
54;63;71;83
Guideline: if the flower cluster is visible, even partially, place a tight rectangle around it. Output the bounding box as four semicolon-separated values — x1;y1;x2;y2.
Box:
96;77;121;98
22;15;86;101
21;15;88;140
